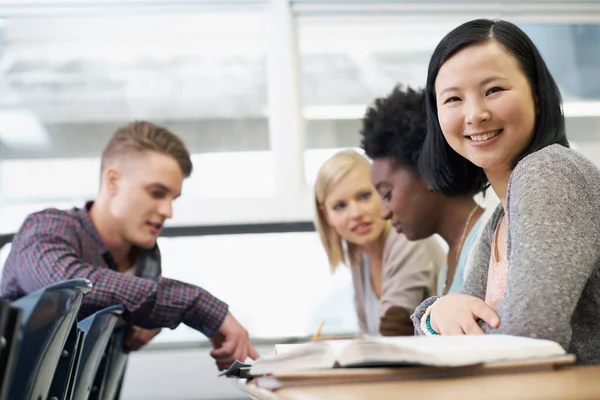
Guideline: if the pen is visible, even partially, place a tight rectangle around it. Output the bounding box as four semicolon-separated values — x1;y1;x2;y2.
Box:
312;321;324;340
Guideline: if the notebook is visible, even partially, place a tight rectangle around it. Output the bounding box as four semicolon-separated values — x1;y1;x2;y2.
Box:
248;334;567;376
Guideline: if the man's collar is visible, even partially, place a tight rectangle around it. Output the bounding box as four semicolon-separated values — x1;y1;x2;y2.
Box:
78;201;161;277
79;201;110;255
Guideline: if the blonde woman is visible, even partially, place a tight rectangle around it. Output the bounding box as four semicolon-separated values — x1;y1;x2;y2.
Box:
314;150;445;336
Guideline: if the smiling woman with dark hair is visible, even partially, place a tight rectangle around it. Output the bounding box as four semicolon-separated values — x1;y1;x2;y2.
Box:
360;85;490;296
411;19;600;366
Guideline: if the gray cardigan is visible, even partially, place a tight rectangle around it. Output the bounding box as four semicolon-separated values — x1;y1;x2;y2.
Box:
411;144;600;365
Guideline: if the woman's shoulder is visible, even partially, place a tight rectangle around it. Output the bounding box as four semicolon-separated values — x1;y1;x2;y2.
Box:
384;228;445;255
508;144;600;251
515;144;600;185
383;229;446;273
511;144;600;208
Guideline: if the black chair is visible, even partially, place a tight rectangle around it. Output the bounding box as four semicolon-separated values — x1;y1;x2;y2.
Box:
89;324;129;400
72;305;124;400
48;315;86;400
4;279;93;400
0;299;21;400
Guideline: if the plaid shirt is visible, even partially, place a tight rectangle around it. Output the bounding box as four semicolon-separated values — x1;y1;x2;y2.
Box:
0;202;228;337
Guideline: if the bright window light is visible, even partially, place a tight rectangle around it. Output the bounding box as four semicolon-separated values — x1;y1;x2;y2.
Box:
0;109;49;147
155;232;357;341
0;151;276;204
296;102;600;121
304;147;366;186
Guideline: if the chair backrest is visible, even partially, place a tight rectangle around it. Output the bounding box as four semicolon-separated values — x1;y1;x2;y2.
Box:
0;299;21;400
48;318;85;400
6;279;92;400
72;305;124;400
89;324;129;400
0;243;11;285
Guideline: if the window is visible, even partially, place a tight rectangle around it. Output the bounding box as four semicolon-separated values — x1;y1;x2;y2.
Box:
304;147;364;186
0;151;276;233
0;10;273;231
298;18;461;152
297;17;600;154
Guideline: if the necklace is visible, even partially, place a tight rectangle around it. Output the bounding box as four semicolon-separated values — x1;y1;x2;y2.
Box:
444;204;480;294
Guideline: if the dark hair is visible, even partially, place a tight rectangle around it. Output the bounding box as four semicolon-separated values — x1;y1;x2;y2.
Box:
102;120;193;177
360;85;426;173
419;19;568;196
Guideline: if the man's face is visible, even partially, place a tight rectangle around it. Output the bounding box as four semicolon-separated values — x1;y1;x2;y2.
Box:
106;151;184;249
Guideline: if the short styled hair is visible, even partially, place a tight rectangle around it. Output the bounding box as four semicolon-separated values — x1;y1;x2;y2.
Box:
360;85;426;173
101;121;193;177
419;19;568;196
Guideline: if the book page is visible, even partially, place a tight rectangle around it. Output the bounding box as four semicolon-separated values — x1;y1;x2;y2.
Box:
250;341;342;375
275;339;354;356
350;335;566;366
259;335;567;373
372;335;563;354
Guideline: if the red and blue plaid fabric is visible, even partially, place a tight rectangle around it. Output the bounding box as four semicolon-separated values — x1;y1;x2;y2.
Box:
1;202;227;337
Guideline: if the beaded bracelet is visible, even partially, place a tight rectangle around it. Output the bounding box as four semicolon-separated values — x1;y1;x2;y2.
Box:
419;299;440;336
426;314;440;336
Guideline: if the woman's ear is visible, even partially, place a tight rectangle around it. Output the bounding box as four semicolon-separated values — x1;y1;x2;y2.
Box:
422;178;435;192
417;173;435;192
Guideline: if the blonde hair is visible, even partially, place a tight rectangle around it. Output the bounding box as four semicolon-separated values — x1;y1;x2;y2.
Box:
314;149;373;273
101;121;193;177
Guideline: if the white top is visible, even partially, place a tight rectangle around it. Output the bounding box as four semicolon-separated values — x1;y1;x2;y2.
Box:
361;255;381;335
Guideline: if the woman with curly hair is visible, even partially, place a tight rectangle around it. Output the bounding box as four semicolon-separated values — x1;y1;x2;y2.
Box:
360;85;494;296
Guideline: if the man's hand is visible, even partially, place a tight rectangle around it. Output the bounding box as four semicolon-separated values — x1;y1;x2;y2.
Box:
124;326;162;352
209;312;259;371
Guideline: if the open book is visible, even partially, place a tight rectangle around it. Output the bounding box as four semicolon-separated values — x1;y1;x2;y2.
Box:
249;334;567;376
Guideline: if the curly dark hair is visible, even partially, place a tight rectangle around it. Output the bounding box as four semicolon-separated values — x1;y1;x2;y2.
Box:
360;85;426;173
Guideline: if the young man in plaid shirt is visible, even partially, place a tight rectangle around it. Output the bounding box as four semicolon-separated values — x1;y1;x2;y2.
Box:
1;121;258;370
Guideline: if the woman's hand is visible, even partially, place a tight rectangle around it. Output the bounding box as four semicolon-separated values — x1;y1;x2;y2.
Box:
430;294;500;335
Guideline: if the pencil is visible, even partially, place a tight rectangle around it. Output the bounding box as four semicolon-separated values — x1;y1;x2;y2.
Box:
312;321;324;340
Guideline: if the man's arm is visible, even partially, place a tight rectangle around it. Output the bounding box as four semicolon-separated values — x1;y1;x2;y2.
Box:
13;214;228;337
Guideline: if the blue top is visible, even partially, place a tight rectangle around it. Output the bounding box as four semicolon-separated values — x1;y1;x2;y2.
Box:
437;217;483;295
